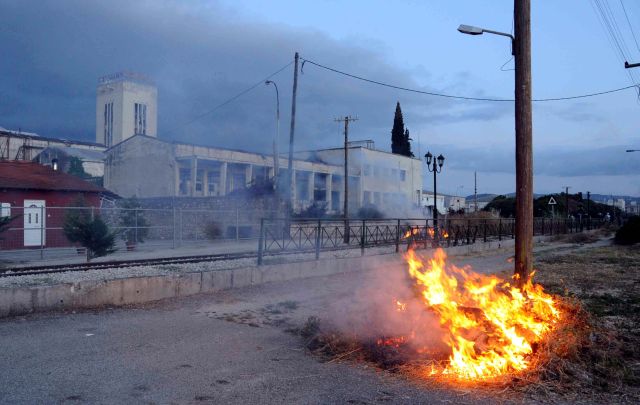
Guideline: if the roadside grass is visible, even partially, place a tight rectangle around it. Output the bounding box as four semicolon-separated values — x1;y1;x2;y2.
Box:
531;245;640;399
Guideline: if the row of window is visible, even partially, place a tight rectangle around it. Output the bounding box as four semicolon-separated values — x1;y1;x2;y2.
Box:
362;165;407;181
362;191;408;206
103;102;114;147
134;103;147;135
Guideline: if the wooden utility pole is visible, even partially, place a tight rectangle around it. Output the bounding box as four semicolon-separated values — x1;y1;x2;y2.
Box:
474;171;478;212
564;186;571;218
513;0;533;287
335;116;358;243
287;52;299;218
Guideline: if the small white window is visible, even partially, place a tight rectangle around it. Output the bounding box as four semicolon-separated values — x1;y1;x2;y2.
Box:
0;203;10;218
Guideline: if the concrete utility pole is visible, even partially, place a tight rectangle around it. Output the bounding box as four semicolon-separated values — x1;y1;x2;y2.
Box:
513;0;534;287
335;115;358;243
564;186;571;218
287;52;299;218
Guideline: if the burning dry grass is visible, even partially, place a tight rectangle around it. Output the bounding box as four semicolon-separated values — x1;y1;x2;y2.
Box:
299;244;640;403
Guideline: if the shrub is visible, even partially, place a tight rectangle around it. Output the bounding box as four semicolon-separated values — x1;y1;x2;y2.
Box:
614;216;640;245
294;202;328;219
356;205;385;219
63;208;116;262
204;221;223;240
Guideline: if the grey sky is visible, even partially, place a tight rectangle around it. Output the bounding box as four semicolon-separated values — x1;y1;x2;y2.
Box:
1;0;639;196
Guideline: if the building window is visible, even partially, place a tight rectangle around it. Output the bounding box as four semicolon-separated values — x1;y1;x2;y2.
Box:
195;169;204;192
363;191;371;204
104;102;113;146
179;168;191;195
134;103;147;135
1;203;10;218
363;164;371;176
400;170;406;181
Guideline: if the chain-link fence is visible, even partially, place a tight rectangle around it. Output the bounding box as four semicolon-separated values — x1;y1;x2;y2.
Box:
0;206;278;263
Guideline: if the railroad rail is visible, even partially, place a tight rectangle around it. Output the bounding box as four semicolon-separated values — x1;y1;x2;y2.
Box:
0;251;262;278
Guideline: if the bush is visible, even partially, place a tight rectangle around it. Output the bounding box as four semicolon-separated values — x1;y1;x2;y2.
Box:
294;202;329;219
63;208;116;262
356;205;385;219
204;221;223;240
614;216;640;245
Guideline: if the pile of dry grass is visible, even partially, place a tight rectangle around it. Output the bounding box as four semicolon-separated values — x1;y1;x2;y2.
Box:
299;293;639;402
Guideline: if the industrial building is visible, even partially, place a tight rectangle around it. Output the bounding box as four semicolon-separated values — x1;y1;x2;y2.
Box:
104;135;423;214
3;71;424;215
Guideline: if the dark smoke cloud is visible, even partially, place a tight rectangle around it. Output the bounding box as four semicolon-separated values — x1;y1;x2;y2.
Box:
0;0;504;153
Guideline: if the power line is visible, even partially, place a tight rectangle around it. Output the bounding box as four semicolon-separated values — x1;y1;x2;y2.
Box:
300;57;639;102
164;61;293;134
620;0;640;54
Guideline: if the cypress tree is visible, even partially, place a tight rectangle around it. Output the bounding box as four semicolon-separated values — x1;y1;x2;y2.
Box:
391;102;404;154
403;128;415;157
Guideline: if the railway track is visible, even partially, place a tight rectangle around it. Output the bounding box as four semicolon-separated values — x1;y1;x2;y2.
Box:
0;251;262;278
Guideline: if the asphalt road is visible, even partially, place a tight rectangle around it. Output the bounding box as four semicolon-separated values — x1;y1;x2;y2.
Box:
0;243;590;404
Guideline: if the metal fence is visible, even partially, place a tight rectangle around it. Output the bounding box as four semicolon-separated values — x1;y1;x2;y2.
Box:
0;205;608;265
0;206;277;262
256;217;607;264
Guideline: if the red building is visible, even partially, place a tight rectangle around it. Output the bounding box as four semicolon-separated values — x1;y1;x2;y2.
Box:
0;161;112;250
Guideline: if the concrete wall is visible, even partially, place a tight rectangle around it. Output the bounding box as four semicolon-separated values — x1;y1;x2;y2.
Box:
0;253;402;318
104;135;176;198
0;237;550;318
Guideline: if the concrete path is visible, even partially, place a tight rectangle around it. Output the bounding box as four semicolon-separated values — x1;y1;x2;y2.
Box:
0;242;602;404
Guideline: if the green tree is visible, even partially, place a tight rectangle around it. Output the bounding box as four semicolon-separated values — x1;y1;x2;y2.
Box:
483;195;516;217
403;128;415;158
391;102;414;157
63;200;116;262
68;157;89;179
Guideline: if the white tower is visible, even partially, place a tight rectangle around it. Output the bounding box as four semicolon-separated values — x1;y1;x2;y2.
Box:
96;72;157;147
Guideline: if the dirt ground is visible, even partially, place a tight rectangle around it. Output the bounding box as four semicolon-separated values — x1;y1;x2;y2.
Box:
496;243;640;403
1;239;638;404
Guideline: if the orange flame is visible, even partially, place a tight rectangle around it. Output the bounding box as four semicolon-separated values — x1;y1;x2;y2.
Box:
404;248;560;379
403;228;420;239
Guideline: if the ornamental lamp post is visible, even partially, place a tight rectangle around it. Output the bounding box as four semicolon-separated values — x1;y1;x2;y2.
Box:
425;151;445;244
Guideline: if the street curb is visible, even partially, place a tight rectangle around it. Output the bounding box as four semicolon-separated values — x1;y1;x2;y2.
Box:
0;236;548;318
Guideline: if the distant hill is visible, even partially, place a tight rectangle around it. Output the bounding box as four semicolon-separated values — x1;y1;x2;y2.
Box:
466;192;640;204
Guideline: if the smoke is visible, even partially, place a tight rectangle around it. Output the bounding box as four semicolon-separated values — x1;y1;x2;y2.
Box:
322;254;447;352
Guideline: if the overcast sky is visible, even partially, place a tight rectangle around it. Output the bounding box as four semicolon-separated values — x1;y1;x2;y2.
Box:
1;0;639;197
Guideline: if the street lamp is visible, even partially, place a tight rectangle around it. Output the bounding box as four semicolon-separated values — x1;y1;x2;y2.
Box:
457;24;515;54
459;5;534;288
626;149;640;153
425;151;445;244
265;80;280;189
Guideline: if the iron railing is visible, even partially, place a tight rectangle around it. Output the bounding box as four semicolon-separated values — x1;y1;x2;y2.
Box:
256;217;607;265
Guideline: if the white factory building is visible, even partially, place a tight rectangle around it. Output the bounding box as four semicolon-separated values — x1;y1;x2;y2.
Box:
3;71;424;215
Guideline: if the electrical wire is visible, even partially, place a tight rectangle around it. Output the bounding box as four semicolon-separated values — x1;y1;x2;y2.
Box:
300;57;639;102
164;61;293;133
620;0;640;54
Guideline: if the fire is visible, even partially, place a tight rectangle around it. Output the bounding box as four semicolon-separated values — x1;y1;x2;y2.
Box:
404;248;560;379
377;335;408;348
403;228;420;238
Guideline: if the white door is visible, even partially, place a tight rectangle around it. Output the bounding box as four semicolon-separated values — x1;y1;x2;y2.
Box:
24;200;45;247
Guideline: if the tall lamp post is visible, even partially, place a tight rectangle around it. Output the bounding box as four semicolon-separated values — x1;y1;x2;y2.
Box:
458;2;533;287
265;80;280;189
424;151;445;244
